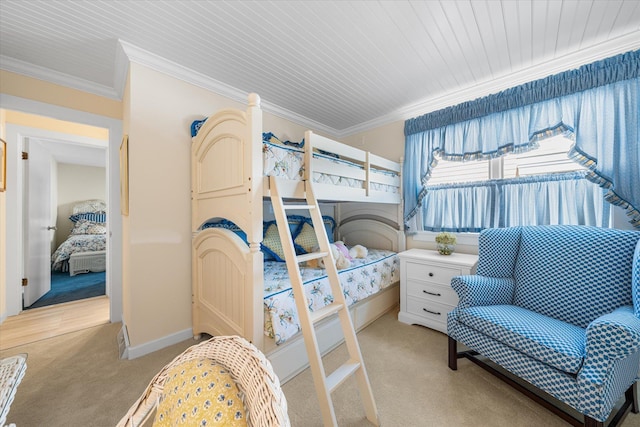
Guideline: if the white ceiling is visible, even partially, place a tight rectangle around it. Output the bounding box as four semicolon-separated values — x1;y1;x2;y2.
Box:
34;138;107;168
1;0;639;137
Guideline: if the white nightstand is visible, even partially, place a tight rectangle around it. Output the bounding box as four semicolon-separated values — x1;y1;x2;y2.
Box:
398;249;478;334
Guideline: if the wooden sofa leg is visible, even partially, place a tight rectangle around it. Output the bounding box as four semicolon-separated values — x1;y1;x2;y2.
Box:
448;336;457;370
583;416;603;427
629;381;639;413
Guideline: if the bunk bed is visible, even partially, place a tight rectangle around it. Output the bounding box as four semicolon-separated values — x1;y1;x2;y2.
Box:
191;93;405;382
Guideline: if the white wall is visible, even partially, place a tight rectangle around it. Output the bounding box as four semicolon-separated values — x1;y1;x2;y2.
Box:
55;163;106;248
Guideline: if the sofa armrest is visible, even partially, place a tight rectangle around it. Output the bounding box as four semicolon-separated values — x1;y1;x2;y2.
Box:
451;275;515;309
580;306;640;386
586;306;640;359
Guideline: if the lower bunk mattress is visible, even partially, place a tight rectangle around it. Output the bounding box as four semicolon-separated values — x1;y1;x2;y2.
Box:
263;249;399;345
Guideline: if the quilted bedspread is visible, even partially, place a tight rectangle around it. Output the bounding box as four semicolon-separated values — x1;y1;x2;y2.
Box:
263;249;399;344
51;234;106;272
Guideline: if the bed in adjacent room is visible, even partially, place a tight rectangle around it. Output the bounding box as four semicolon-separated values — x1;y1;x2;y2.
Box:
51;200;107;275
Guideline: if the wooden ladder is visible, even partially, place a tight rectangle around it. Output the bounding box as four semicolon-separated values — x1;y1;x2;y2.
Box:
269;176;380;427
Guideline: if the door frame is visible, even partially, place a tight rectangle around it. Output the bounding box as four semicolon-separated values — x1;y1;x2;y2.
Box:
1;94;123;323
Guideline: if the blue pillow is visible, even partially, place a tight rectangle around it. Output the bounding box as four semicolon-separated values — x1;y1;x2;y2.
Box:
191;118;207;137
202;219;279;261
202;216;336;262
262;132;304;149
201;219;248;242
69;213;106;223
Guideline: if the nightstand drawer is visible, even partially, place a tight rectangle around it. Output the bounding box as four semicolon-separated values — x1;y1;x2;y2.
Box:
398;249;478;334
406;280;458;306
406;297;453;323
405;261;461;286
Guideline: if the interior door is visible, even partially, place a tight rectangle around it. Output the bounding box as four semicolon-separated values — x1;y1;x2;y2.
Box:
23;138;53;307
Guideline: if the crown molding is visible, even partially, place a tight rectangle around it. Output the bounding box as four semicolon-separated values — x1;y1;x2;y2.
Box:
0;55;120;100
338;31;640;138
113;40;130;99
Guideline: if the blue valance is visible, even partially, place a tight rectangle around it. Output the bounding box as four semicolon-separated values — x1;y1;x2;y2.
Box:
404;50;640;231
405;50;640;136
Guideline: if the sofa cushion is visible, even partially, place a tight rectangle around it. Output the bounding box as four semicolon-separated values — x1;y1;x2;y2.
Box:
513;225;638;328
459;305;586;374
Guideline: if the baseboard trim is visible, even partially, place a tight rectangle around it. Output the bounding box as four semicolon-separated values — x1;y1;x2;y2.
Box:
126;327;194;360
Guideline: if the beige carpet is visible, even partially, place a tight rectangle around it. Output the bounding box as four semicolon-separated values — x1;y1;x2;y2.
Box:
1;310;638;427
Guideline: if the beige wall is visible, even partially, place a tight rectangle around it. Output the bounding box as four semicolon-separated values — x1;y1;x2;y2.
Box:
341;120;405;163
122;63;309;347
55;163;106;248
0;70;122;120
4;110;109;140
0;110;6;317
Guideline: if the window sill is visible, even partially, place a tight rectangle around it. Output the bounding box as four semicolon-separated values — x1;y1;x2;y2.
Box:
411;231;479;246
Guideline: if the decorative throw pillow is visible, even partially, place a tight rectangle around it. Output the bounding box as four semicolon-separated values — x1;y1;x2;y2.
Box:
69;212;107;223
294;222;318;254
153;358;247;427
70;219;107;235
261;223;286;261
72;199;106;214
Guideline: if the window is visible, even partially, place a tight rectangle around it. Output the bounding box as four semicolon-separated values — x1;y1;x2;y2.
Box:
503;136;584;178
419;135;606;232
427;135;586;186
428;156;489;185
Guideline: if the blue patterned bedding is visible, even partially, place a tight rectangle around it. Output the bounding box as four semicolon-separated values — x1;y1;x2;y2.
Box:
263;249;399;344
191;119;398;193
51;234;106;272
264;141;399;193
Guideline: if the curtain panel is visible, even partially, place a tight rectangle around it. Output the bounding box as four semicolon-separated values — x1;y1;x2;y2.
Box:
421;172;606;232
403;50;640;231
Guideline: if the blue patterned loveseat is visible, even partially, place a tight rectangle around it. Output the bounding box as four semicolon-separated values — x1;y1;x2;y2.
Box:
447;225;640;427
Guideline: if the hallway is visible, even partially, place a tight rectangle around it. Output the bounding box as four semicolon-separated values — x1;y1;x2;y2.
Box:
0;296;109;350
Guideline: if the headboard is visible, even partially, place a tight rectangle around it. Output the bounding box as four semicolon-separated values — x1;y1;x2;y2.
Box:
338;218;405;252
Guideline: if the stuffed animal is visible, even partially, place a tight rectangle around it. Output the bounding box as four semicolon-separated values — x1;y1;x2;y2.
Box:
305;241;368;270
331;241;352;269
349;244;368;259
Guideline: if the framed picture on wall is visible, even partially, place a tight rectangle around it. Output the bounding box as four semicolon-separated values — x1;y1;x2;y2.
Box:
120;135;129;215
0;138;6;192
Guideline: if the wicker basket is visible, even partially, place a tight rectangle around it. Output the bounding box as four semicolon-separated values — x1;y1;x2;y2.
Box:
117;336;290;427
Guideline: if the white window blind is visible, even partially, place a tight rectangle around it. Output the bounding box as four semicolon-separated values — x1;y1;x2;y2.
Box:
427;156;489;185
503;135;585;178
427;135;586;185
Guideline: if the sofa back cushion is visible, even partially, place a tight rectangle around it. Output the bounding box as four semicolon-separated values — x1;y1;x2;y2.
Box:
513;225;639;328
477;227;522;278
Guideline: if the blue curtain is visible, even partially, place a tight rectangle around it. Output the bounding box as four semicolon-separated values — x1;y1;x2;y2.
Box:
404;50;640;231
421;172;606;232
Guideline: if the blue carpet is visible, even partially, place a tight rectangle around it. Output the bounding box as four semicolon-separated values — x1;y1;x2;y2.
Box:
27;271;106;309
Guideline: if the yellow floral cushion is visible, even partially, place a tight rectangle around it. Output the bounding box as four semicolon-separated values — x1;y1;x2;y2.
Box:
294;222;318;253
153;358;247;427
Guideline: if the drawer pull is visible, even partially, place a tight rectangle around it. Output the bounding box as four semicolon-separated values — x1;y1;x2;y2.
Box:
428;272;434;277
423;290;441;297
423;308;441;316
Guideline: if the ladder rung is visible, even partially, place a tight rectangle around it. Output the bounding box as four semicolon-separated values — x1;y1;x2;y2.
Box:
283;204;316;210
310;302;344;324
296;251;329;263
326;360;361;393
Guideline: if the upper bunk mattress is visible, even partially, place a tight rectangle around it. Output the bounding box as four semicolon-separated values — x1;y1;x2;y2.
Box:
264;141;399;194
263;248;399;345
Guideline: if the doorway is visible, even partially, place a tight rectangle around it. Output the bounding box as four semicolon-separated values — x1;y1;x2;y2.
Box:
1;97;123;340
24;143;108;310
